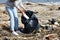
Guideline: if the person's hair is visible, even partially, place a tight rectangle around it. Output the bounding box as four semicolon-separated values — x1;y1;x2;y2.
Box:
9;0;16;2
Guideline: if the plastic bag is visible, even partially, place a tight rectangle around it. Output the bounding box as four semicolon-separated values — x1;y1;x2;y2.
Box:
21;10;40;34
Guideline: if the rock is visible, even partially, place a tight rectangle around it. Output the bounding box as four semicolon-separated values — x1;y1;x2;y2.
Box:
2;31;9;36
48;18;56;25
54;22;59;26
58;7;60;10
47;18;59;26
43;34;59;40
3;11;7;14
4;37;8;40
25;3;32;5
51;25;58;29
45;24;52;30
41;24;53;31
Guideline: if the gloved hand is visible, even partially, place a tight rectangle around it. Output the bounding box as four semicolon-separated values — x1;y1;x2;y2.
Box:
23;12;29;19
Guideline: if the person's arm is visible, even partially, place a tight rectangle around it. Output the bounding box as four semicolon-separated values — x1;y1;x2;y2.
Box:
14;1;24;13
15;0;29;19
19;0;26;12
19;1;26;11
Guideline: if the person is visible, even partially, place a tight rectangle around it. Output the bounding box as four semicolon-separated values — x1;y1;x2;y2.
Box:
6;0;29;35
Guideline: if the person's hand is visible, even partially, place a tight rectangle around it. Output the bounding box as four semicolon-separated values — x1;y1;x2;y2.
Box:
22;12;29;19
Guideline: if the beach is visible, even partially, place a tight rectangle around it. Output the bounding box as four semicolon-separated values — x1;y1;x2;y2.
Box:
0;2;60;40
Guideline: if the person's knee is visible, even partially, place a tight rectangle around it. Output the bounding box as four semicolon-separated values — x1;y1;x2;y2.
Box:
9;17;14;22
14;17;18;20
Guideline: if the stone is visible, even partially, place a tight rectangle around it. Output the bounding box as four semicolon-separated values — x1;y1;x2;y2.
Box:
43;34;59;40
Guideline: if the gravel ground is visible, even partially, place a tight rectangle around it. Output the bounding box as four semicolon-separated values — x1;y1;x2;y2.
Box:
0;3;60;40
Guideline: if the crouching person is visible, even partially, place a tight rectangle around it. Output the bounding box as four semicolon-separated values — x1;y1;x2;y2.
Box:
5;0;29;36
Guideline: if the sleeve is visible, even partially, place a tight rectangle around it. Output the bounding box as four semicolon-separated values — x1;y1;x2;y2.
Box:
15;0;25;10
14;0;20;9
19;0;26;10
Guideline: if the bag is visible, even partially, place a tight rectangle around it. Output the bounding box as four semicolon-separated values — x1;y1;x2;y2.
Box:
21;10;40;34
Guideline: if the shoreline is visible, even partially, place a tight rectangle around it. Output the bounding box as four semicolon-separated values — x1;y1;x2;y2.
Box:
0;2;60;5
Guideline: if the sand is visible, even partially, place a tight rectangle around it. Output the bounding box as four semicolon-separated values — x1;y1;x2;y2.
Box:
0;2;60;40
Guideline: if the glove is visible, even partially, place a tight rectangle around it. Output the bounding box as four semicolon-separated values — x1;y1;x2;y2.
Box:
23;13;29;19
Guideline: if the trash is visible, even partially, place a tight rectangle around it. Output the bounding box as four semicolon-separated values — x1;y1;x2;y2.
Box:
48;18;59;26
48;18;56;25
21;10;40;34
45;24;53;30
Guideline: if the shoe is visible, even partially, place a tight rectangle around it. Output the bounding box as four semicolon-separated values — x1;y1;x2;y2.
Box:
16;30;22;34
11;31;19;36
